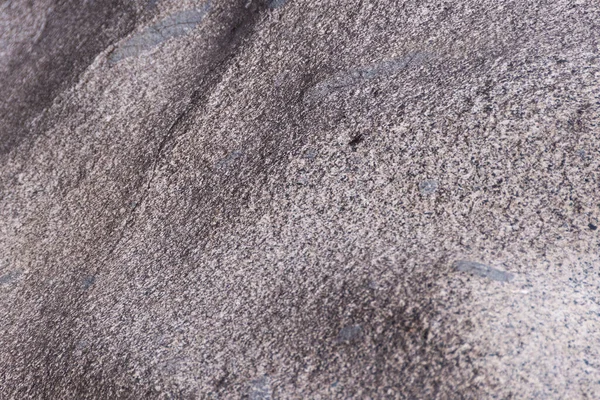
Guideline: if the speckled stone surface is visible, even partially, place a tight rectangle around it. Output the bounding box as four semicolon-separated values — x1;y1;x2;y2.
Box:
0;0;599;398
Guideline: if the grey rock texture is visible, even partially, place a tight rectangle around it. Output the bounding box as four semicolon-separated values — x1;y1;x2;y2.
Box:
454;260;514;282
0;0;599;398
108;4;212;64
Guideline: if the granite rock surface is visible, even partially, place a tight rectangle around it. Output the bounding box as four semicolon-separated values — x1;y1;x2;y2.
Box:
1;0;599;398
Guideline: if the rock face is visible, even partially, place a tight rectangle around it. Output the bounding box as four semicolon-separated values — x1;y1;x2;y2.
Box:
0;0;599;398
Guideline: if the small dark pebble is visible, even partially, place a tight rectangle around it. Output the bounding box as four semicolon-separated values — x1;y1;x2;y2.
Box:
348;134;365;149
589;223;598;231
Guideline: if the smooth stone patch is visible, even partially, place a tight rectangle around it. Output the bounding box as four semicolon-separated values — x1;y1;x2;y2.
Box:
269;0;289;8
419;179;438;194
454;260;514;282
248;376;271;400
337;324;363;343
305;51;434;101
304;148;317;160
0;270;21;285
109;3;211;64
215;150;244;171
82;275;96;289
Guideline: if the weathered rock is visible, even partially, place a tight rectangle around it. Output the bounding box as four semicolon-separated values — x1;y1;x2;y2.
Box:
1;0;599;398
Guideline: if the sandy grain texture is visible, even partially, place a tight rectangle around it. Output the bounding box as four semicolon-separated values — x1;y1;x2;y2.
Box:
0;0;599;398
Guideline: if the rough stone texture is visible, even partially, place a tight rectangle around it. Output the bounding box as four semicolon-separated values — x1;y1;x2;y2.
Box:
0;0;599;398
